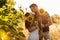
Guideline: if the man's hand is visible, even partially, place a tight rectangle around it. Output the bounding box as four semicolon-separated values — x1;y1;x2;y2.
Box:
41;24;45;28
44;24;48;27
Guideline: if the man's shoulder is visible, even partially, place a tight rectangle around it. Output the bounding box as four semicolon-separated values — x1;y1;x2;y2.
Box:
45;11;50;16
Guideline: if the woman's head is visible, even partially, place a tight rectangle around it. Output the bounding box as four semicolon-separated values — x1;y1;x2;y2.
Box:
25;12;30;17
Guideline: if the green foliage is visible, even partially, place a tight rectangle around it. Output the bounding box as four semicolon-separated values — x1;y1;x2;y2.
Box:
0;0;6;8
0;0;26;40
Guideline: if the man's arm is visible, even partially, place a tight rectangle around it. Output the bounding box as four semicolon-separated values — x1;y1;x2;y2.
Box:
38;15;43;30
45;18;52;27
44;14;52;27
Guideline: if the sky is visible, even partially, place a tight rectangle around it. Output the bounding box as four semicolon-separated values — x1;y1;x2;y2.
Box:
14;0;60;16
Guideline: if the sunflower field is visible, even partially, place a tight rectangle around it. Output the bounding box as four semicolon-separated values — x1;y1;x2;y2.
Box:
0;0;27;40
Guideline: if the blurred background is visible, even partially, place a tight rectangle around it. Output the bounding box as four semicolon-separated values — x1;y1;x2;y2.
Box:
14;0;60;16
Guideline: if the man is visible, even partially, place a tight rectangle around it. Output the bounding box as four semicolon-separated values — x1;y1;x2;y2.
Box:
29;4;52;40
29;4;43;40
39;9;52;40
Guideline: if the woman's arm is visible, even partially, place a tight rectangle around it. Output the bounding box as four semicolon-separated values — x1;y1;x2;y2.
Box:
28;26;37;32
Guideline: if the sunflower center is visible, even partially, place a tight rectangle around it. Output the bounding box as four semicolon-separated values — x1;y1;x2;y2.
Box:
29;17;32;21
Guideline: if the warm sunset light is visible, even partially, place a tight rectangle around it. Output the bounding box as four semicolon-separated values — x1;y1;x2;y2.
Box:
14;0;60;16
0;0;60;40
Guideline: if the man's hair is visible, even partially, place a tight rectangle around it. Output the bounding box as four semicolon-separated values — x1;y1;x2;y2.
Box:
29;3;37;8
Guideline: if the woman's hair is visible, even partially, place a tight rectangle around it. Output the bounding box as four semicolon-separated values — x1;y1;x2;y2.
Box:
25;12;31;29
25;12;30;17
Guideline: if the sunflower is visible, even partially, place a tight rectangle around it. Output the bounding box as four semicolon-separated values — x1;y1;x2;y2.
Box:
39;8;44;13
39;8;47;16
25;13;34;23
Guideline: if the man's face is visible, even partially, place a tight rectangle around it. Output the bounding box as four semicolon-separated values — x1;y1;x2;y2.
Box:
30;6;38;13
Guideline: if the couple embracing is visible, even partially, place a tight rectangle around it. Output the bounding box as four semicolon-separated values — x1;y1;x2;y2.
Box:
25;3;52;40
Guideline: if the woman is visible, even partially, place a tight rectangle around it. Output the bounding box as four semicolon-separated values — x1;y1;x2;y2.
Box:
25;12;39;40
